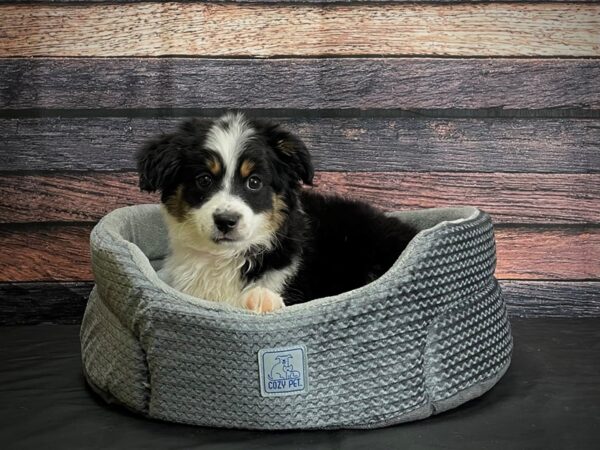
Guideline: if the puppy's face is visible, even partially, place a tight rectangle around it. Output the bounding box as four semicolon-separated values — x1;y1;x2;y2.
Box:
137;113;313;254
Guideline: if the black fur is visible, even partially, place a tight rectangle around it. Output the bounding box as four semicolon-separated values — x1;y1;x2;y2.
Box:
247;190;415;305
136;118;312;217
241;121;415;304
136;119;215;204
137;115;416;305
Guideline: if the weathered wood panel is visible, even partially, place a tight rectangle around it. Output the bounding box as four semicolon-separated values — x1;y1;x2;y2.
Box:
2;117;598;172
0;282;91;325
1;172;598;225
2;58;599;110
1;4;599;57
0;225;93;282
313;173;600;225
495;227;600;280
5;0;592;3
0;225;597;282
1;280;598;325
502;281;600;318
0;173;156;223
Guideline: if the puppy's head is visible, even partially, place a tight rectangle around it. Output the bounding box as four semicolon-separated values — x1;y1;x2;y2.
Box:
136;113;313;254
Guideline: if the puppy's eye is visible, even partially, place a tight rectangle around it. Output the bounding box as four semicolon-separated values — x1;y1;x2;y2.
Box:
196;174;213;189
246;175;263;191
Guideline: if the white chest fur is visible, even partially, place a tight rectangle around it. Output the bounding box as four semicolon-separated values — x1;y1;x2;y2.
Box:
159;246;299;308
159;206;299;307
159;248;247;306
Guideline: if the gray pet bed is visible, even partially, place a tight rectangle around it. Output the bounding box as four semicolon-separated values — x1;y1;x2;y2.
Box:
80;204;512;430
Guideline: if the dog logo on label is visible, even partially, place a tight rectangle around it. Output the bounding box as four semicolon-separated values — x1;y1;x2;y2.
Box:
268;354;301;382
258;345;308;397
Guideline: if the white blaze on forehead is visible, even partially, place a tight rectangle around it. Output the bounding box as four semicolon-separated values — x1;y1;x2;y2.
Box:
205;113;254;190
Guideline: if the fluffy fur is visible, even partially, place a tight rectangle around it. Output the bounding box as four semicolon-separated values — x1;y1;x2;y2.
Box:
137;112;415;312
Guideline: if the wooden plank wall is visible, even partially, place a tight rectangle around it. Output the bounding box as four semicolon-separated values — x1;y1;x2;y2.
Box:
0;1;599;324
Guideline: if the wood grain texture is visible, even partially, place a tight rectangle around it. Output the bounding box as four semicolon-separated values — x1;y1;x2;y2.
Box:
0;173;156;223
495;227;600;280
502;281;600;318
312;172;600;225
1;280;598;325
2;117;598;172
1;3;599;57
0;282;91;325
4;0;593;3
0;225;597;282
0;225;93;282
1;172;598;225
2;58;599;110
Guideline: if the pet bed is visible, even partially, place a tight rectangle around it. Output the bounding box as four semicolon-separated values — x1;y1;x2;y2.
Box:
80;204;512;430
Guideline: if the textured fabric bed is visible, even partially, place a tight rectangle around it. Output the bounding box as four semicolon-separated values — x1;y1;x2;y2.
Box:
4;319;600;449
80;204;512;429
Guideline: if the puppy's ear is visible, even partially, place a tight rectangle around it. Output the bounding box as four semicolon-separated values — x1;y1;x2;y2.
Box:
136;133;182;193
268;126;314;186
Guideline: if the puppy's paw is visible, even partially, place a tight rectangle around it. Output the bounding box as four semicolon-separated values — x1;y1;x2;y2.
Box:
241;287;285;314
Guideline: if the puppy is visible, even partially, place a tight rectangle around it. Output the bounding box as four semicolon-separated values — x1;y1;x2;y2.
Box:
137;113;415;313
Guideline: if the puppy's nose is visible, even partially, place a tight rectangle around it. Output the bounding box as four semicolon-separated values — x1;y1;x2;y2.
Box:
213;212;241;233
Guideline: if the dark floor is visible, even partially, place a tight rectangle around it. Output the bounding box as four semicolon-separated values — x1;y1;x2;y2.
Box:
1;318;599;450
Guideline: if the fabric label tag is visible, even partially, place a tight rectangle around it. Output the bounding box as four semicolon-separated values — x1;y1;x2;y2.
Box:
258;345;309;397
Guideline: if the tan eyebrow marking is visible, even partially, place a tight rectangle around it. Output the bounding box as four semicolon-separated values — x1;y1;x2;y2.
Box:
207;157;222;176
240;159;255;178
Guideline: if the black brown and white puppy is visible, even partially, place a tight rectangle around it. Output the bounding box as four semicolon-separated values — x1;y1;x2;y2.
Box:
137;112;415;313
